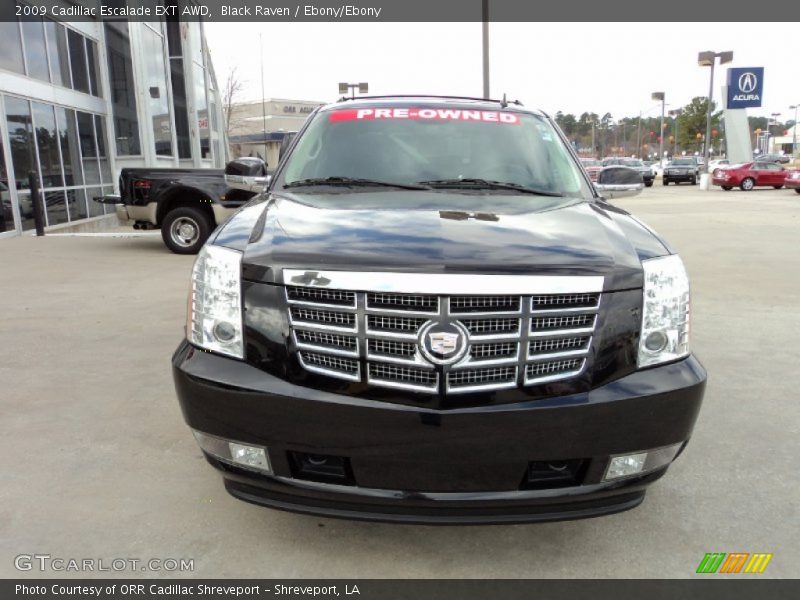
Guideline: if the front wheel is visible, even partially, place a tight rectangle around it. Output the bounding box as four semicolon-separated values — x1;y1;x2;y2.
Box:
740;178;755;191
795;188;800;195
690;177;697;185
645;181;653;187
161;206;213;254
721;186;733;191
663;179;669;186
773;185;784;189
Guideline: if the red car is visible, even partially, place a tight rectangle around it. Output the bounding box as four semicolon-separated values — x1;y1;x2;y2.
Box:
786;169;800;194
580;158;603;182
712;161;790;191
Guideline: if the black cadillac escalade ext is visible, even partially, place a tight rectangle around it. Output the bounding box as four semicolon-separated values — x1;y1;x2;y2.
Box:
172;96;706;524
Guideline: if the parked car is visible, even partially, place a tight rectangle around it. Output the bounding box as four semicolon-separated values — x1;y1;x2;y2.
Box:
602;157;654;187
663;157;700;185
712;161;789;191
755;153;791;164
172;95;706;524
579;158;603;182
785;170;800;193
708;159;729;170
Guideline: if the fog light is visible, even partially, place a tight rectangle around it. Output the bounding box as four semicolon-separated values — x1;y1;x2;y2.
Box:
192;430;272;474
606;453;647;480
228;443;270;471
644;330;668;352
212;320;237;343
603;443;683;481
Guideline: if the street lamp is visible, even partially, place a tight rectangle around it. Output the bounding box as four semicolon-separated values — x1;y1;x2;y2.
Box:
338;82;369;99
697;50;733;172
791;104;799;158
652;92;665;165
669;108;683;156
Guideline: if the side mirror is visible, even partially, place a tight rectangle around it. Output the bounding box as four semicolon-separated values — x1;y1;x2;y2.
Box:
224;157;270;192
595;166;644;199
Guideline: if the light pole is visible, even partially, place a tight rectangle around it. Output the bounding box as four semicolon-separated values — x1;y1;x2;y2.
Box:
791;104;798;157
338;82;369;99
697;50;733;172
669;108;683;156
651;92;665;165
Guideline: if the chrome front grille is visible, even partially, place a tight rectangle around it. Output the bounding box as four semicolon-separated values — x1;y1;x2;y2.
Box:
286;277;601;394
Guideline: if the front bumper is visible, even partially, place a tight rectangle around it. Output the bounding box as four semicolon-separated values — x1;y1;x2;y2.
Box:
172;341;706;524
664;171;695;182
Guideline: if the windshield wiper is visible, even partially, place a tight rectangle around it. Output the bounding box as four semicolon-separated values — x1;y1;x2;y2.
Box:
284;177;430;190
418;178;564;197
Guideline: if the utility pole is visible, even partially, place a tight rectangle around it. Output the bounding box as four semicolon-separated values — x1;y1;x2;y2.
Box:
636;112;642;158
791;104;798;157
482;0;490;98
652;92;665;165
698;50;733;172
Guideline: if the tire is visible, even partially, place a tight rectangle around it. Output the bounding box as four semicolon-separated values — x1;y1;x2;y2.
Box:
721;186;732;191
740;178;755;191
645;181;653;187
795;189;800;195
773;185;783;189
690;177;697;185
662;179;669;186
161;206;213;254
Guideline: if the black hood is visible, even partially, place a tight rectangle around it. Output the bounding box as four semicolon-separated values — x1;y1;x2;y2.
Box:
232;191;668;291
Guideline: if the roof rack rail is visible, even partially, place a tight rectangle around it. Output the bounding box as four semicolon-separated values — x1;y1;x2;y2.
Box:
335;94;524;106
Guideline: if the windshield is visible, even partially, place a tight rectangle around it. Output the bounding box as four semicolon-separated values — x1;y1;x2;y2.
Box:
279;107;591;197
622;160;643;167
671;159;695;166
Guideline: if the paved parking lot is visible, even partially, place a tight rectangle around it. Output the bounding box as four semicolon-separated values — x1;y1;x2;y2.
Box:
1;184;798;578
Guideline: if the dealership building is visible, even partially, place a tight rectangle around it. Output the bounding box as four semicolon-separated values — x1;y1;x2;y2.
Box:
0;4;225;238
227;98;323;167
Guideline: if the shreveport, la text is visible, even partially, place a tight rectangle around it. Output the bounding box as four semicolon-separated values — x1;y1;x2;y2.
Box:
221;5;383;18
16;584;361;596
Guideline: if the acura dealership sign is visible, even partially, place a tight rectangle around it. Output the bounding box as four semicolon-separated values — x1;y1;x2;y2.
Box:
726;67;764;109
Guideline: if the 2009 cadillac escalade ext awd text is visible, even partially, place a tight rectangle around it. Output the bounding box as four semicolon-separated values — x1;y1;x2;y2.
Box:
172;96;706;524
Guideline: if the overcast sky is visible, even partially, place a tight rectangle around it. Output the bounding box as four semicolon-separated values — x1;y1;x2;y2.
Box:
205;22;797;122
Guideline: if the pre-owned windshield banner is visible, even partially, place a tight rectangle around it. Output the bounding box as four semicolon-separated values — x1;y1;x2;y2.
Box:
328;108;521;124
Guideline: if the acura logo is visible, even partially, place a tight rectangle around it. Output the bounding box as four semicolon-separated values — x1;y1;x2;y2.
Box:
428;332;460;355
738;72;757;94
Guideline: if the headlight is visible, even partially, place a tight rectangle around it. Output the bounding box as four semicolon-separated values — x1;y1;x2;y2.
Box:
187;245;244;359
638;255;690;368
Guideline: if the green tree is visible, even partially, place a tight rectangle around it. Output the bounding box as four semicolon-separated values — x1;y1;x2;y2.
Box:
676;97;721;150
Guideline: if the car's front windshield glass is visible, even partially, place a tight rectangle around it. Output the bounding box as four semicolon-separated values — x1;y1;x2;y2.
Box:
279;106;591;198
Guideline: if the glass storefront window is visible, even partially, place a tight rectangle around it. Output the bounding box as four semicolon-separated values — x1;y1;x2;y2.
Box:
142;25;173;157
44;20;70;87
5;97;35;230
32;102;64;188
0;20;25;75
194;62;209;159
86;187;104;217
86;39;102;97
56;108;84;189
104;22;141;156
21;17;50;82
68;29;89;94
1;137;13;233
77;111;100;185
95;114;112;186
42;190;68;226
